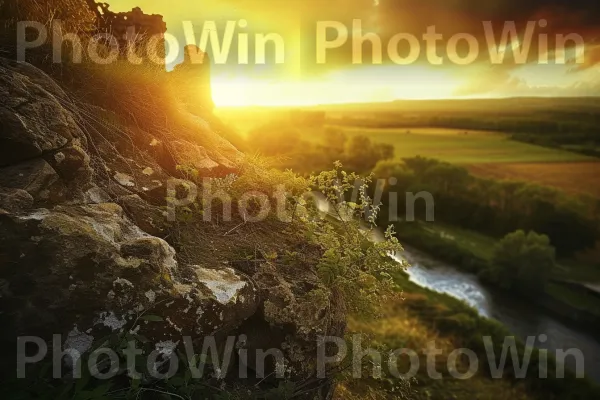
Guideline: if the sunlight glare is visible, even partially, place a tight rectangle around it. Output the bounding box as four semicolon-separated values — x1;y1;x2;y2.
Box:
212;65;464;107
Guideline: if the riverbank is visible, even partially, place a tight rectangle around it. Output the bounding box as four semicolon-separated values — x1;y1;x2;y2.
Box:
392;221;600;331
337;268;600;399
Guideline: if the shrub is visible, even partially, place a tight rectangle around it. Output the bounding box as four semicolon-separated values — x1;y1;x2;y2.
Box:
484;230;556;293
300;162;406;317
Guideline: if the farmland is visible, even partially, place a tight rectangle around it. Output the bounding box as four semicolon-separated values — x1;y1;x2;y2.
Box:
335;126;593;164
332;126;600;197
467;162;600;198
217;101;600;197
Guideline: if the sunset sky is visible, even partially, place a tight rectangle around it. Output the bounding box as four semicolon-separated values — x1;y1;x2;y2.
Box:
114;0;600;106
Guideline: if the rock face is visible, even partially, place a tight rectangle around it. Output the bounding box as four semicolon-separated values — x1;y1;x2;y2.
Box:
237;260;346;387
172;45;214;112
0;58;93;207
0;60;82;167
0;187;33;212
0;202;259;357
0;58;341;399
95;4;168;64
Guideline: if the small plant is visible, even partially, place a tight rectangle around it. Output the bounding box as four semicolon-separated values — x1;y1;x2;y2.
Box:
298;162;407;317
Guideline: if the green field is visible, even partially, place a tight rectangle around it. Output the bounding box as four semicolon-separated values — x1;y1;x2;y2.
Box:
546;282;600;318
419;222;497;261
335;126;594;164
217;107;600;196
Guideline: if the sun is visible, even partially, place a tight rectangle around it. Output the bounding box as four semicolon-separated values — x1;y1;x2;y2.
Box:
212;65;464;107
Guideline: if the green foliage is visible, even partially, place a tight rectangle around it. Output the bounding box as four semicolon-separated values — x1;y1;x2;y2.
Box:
323;127;347;154
375;156;600;257
171;158;404;319
343;135;394;173
244;122;394;174
390;274;600;400
297;162;406;316
247;121;302;156
393;222;490;275
326;98;600;161
484;230;556;293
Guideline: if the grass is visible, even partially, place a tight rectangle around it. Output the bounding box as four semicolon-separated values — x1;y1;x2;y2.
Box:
216;108;600;196
337;304;535;400
334;271;600;400
546;283;600;317
403;220;600;282
392;221;491;275
335;126;593;164
321;125;600;197
553;261;600;283
337;278;535;400
420;222;496;261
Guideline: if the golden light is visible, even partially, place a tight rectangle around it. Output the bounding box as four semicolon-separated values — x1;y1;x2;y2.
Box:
212;65;465;107
111;0;600;106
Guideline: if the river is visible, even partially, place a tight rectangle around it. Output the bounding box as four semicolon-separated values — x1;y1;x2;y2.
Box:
401;245;600;383
314;195;600;382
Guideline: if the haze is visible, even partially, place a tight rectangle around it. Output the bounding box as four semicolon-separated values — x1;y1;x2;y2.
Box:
114;0;600;106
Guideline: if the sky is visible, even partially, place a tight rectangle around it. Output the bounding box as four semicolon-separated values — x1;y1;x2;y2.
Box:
113;0;600;106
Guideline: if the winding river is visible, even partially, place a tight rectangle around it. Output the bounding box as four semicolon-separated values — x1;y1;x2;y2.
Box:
400;245;600;383
314;195;600;382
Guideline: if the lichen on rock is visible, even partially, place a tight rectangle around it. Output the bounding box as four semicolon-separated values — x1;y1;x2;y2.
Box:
0;56;343;399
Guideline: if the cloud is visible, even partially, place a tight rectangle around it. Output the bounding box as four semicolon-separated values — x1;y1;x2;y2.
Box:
573;45;600;71
126;0;600;97
453;67;524;96
373;0;599;66
262;0;600;73
377;0;600;36
454;62;600;97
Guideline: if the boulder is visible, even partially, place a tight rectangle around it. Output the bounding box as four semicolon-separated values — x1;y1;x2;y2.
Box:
0;57;343;398
0;156;90;206
0;158;61;199
0;204;258;346
239;261;346;382
0;187;33;212
185;112;243;170
0;58;68;100
0;59;93;206
45;142;92;184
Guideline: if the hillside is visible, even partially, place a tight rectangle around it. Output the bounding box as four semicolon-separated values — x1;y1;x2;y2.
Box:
2;2;600;400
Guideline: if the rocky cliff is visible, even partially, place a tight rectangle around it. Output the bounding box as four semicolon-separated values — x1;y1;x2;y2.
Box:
0;57;344;398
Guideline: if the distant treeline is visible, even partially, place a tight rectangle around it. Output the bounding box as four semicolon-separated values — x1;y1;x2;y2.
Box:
374;157;600;257
331;113;600;135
